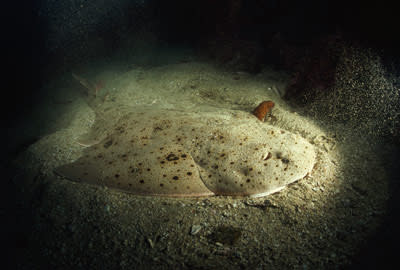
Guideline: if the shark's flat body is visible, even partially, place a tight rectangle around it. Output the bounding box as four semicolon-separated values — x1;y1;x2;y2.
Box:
55;109;316;197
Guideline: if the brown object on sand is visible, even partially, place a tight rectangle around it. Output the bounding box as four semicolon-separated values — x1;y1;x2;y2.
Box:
253;101;275;121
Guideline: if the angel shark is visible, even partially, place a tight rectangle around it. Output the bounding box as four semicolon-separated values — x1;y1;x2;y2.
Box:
55;108;316;197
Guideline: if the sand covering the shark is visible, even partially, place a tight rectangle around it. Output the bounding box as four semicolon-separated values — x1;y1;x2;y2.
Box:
55;106;316;197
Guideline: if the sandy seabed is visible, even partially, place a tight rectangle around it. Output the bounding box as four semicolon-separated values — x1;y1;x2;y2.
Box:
7;60;395;269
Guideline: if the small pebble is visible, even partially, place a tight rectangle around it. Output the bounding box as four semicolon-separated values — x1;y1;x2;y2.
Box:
147;238;154;248
222;211;230;217
191;225;202;235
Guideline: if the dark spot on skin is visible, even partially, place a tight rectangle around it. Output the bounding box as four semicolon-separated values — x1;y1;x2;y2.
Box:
97;154;103;159
230;161;235;165
246;179;251;183
160;147;164;150
147;168;151;171
186;186;190;189
174;161;178;164
115;174;120;178
208;175;212;178
108;161;113;165
213;165;219;169
163;174;167;177
181;154;187;158
160;161;165;164
104;140;113;148
138;163;142;166
190;164;194;167
139;180;144;184
166;153;179;161
275;177;278;180
160;184;164;187
187;172;192;176
128;183;132;187
239;143;242;145
240;184;243;187
282;158;290;164
271;131;274;135
173;176;179;180
276;152;282;159
220;153;225;157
